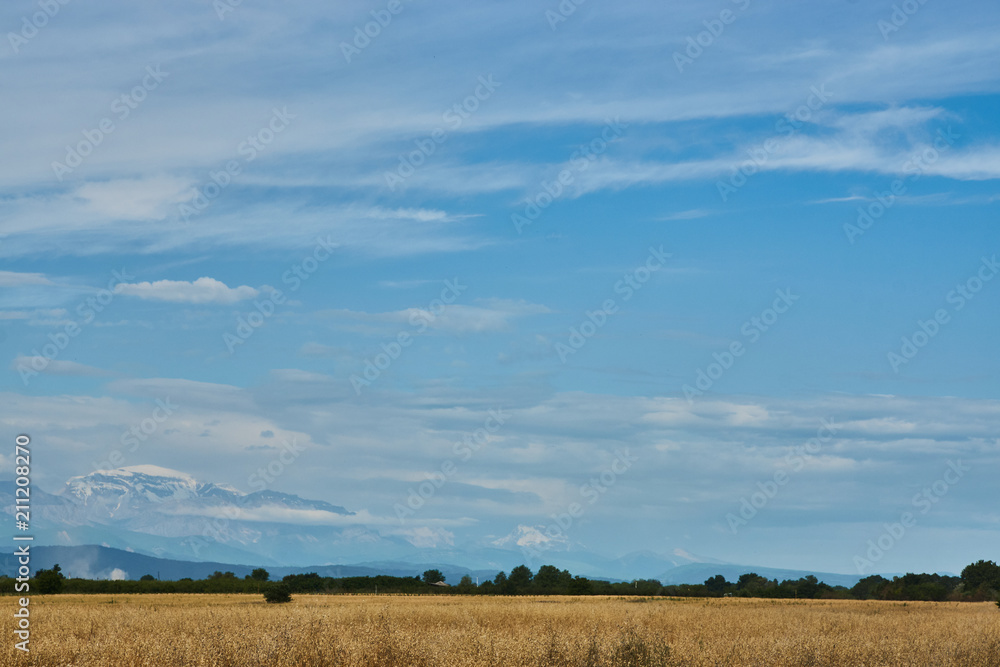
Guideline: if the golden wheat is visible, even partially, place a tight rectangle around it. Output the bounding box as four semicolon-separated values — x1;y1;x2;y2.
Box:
3;594;999;666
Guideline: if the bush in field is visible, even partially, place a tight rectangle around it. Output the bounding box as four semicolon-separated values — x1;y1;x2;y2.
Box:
263;583;292;604
35;564;65;594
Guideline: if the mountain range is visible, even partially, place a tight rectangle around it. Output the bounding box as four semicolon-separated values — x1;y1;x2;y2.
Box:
1;465;869;586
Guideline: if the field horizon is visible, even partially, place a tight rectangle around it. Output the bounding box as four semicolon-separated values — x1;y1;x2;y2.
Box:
6;594;1000;666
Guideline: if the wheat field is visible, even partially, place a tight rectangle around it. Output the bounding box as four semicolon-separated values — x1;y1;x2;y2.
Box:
3;594;999;666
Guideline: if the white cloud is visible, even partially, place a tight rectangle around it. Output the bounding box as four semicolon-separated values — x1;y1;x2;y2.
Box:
395;526;455;548
297;342;344;358
324;298;551;335
0;271;55;287
0;309;68;325
11;357;114;377
74;176;194;221
365;207;452;222
114;277;258;304
658;209;713;221
269;369;335;383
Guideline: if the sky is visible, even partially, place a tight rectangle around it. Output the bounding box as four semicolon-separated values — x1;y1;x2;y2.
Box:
1;0;998;576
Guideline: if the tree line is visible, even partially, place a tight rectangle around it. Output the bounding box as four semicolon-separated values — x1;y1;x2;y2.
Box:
7;560;999;603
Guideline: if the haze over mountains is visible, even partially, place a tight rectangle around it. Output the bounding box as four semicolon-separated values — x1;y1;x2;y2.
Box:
2;465;867;586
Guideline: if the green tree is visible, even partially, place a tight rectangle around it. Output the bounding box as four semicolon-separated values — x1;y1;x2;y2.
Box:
263;583;292;604
569;575;592;595
422;569;445;585
851;575;888;600
35;564;64;594
632;579;663;596
250;568;270;582
532;565;563;594
508;565;533;594
734;573;770;597
796;575;820;599
139;574;156;582
493;571;509;594
704;575;728;595
961;560;1000;593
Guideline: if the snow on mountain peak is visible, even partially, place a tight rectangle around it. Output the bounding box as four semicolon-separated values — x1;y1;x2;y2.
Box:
118;465;195;480
62;466;202;506
57;466;352;519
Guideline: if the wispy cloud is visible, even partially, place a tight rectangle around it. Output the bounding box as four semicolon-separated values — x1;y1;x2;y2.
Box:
0;271;55;287
11;357;115;377
657;209;714;221
323;298;551;334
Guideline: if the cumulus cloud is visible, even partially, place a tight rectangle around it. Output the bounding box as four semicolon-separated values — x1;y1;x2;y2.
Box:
114;277;258;304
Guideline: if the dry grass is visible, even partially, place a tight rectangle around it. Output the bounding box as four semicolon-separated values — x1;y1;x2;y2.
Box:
3;594;999;666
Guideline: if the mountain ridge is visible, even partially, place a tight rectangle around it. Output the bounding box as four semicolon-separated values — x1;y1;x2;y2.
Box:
0;467;870;585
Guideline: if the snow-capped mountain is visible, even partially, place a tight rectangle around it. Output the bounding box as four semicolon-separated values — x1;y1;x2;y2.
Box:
61;465;353;520
3;465;399;566
2;466;727;580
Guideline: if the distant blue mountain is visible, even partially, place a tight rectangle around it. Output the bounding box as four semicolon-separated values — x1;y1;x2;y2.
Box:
0;545;494;585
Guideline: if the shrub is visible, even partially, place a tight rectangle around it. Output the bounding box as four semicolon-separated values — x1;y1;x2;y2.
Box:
264;584;292;604
35;564;65;594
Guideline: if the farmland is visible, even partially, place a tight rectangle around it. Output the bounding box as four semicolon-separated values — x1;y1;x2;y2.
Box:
3;594;999;666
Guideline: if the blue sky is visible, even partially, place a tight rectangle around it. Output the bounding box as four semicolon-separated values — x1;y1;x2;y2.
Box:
1;0;999;575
